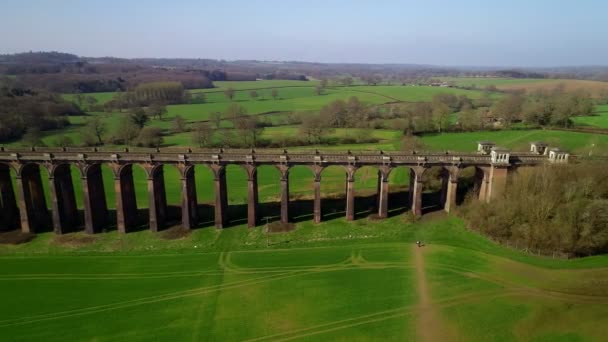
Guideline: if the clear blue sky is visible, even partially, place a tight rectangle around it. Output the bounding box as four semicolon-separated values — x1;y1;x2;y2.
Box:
2;0;607;67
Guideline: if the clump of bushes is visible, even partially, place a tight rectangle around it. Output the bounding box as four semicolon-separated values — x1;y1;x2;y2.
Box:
460;163;608;257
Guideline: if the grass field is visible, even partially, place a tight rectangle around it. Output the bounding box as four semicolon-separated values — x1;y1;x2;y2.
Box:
1;215;607;340
572;104;608;128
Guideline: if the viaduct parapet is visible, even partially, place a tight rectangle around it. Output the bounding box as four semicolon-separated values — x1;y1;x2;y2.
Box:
0;142;572;235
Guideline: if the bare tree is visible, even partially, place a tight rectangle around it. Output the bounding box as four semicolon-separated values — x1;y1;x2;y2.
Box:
172;115;186;133
192;122;213;147
224;87;236;101
84;117;106;145
314;85;323;96
271;88;279;100
249;90;259;100
210;111;222;129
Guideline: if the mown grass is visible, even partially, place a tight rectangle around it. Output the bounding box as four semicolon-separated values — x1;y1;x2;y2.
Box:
1;216;607;340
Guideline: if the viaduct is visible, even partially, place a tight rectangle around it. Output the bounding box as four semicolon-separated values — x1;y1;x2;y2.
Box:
0;142;570;235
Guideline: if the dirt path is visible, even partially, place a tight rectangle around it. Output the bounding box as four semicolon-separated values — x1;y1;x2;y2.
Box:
413;245;456;341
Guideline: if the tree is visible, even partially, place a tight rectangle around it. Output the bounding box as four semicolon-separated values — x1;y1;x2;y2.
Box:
314;85;323;96
234;115;264;147
210;111;222;129
225;103;247;127
117;117;141;146
130;107;149;128
192;122;213;147
299;115;332;144
190;93;206;104
493;94;524;127
459;108;483;131
172;115;186;133
320;79;328;88
224;87;235;101
271;88;279;100
85;95;98;110
432;102;451;132
320;99;348;127
146;103;167;120
341;77;354;87
22;127;45;147
249;90;259;100
136;127;163;147
84;117;106;145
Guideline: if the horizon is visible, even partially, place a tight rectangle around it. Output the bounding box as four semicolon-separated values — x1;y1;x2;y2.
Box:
2;0;608;68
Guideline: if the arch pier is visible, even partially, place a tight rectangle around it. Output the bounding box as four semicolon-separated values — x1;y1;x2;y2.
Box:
0;143;571;234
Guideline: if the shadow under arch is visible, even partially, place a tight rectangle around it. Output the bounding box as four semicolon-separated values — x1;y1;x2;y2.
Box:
16;162;52;233
0;163;20;231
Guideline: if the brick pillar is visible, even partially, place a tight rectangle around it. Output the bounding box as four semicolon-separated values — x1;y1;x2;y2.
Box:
444;173;458;213
0;165;19;230
378;171;389;218
214;166;228;229
487;166;509;201
17;164;49;233
476;167;490;203
345;172;355;221
49;165;79;234
247;167;258;228
82;164;108;234
148;166;167;232
280;170;290;224
313;174;322;224
181;167;198;229
409;168;424;216
115;165;138;233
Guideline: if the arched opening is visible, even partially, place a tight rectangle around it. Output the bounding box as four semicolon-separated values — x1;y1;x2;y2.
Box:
160;164;183;228
421;166;447;214
288;165;315;223
457;166;482;205
113;164;148;232
224;164;249;226
17;163;52;233
354;166;381;218
193;164;215;228
82;163;109;233
257;165;282;224
387;166;411;216
0;163;20;231
49;163;81;234
320;165;348;221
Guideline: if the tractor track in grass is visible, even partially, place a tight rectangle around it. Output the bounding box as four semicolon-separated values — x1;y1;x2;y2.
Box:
0;253;411;328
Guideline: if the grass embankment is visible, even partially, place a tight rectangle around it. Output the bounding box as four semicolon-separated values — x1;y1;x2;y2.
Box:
1;216;607;340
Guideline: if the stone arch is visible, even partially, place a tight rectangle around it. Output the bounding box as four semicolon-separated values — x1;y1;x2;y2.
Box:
111;163;148;232
191;164;215;227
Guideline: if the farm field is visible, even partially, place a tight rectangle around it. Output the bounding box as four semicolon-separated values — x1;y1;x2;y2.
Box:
1;216;607;340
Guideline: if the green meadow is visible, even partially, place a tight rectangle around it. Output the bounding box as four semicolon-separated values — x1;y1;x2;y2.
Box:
1;216;607;340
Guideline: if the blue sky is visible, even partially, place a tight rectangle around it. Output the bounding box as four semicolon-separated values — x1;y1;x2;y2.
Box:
1;0;607;67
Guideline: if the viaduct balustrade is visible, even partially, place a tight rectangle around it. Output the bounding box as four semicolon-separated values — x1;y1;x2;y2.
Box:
0;143;573;235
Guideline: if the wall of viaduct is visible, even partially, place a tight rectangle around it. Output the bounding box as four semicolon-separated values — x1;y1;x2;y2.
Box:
0;142;571;235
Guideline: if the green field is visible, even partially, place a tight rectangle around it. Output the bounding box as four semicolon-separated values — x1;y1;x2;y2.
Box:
440;77;549;87
1;216;607;340
572;104;608;128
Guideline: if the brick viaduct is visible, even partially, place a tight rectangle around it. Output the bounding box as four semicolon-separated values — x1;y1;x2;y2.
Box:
0;142;570;235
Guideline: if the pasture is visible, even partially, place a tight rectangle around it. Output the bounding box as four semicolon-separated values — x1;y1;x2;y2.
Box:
1;216;607;340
